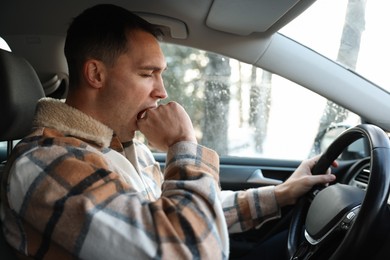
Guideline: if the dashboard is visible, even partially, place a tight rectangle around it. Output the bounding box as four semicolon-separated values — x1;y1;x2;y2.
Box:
346;157;390;205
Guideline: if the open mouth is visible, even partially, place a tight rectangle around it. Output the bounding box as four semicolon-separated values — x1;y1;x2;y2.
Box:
137;109;147;120
137;105;159;120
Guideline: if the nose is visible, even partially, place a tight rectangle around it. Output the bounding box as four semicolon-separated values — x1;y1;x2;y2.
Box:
152;76;168;100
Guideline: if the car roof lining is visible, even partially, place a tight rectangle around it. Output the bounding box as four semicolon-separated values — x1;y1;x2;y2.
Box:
0;0;315;37
0;0;315;67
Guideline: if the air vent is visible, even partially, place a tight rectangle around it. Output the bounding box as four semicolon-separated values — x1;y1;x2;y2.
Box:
355;167;370;184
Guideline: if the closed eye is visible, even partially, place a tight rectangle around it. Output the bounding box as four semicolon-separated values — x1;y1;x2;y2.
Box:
138;65;167;78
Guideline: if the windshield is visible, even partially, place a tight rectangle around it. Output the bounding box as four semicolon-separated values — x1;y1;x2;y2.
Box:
280;0;390;92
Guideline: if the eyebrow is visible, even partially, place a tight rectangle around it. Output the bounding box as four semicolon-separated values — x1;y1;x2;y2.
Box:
138;65;167;71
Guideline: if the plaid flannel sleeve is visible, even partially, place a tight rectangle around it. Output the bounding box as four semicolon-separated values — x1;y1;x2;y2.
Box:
2;139;229;259
221;186;281;233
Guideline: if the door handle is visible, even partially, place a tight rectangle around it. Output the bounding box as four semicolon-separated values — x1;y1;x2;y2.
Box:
247;169;282;185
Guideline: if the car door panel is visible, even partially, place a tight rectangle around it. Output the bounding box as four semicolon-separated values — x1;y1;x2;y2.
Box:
154;153;299;191
219;157;299;191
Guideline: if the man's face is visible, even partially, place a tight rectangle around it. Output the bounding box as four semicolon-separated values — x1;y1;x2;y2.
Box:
101;29;168;141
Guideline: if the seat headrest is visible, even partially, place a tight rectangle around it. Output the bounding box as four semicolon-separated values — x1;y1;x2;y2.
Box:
0;49;45;141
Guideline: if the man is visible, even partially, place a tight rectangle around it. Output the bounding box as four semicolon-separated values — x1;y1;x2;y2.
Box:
0;4;336;259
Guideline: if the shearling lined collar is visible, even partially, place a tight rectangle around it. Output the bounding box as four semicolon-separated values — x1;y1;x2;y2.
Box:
33;98;113;147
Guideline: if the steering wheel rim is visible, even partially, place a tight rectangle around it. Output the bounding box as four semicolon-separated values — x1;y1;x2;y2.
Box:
288;124;390;260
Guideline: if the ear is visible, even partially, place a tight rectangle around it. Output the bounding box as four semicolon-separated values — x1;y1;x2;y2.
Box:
83;59;106;89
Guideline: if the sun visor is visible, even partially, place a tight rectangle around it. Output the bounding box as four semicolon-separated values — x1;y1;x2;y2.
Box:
206;0;314;36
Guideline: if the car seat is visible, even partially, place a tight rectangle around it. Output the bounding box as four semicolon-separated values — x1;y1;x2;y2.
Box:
0;48;45;259
0;48;45;147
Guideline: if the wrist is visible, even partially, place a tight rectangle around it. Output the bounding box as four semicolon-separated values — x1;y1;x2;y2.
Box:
274;184;295;207
169;136;197;147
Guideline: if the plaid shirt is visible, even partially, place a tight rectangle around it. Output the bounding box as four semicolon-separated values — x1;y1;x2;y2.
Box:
1;98;280;259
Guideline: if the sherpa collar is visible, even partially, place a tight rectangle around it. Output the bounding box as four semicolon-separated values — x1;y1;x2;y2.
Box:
33;98;113;147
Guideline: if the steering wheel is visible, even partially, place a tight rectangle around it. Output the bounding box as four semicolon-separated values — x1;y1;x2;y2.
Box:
287;124;390;260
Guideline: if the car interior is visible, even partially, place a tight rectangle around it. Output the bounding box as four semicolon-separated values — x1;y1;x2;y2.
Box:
2;0;390;259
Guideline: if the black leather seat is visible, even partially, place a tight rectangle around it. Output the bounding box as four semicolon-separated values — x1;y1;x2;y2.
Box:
0;48;45;259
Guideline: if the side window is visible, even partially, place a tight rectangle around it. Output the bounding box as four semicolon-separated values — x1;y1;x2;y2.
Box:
138;43;361;160
0;37;11;162
0;37;11;51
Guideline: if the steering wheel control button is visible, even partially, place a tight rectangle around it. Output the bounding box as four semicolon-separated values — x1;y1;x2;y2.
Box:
346;211;355;220
340;207;360;230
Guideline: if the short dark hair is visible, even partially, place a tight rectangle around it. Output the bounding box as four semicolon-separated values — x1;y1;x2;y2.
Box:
64;4;162;88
